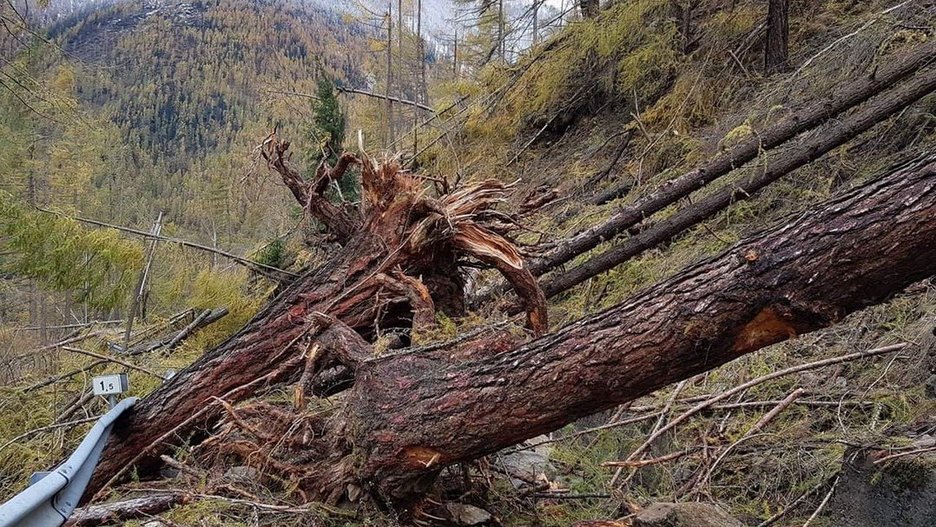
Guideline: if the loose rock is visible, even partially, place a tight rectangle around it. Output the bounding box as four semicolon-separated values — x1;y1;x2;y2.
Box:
633;502;744;527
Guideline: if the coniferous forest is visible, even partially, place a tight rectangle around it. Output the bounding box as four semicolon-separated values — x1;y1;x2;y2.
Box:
0;1;935;526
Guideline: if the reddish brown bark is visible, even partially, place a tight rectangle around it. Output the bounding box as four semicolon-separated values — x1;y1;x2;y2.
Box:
85;149;548;500
341;154;935;503
262;141;361;244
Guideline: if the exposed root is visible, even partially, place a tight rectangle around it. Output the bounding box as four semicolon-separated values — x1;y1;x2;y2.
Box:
171;142;553;507
197;398;354;505
262;139;548;335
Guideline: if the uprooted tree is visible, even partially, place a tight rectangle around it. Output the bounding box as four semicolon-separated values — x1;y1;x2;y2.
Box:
84;128;936;513
79;40;936;511
85;138;548;500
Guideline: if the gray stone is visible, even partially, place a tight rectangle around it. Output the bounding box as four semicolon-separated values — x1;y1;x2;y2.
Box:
633;502;744;527
346;483;363;502
925;374;936;399
498;435;554;487
445;503;493;525
912;434;935;449
159;465;180;479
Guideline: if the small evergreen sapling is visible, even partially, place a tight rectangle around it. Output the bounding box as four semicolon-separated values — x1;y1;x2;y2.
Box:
305;76;359;202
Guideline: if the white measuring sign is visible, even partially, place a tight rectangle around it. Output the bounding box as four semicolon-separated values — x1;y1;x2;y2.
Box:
92;373;129;396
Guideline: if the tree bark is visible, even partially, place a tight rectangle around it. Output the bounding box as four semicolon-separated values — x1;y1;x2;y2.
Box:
538;62;936;297
87;151;935;507
85;152;548;500
346;153;936;504
386;7;394;145
532;0;540;46
526;39;936;278
66;495;185;526
580;0;600;18
765;0;790;74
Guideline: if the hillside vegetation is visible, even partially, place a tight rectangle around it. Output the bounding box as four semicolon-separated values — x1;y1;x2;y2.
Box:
0;0;934;526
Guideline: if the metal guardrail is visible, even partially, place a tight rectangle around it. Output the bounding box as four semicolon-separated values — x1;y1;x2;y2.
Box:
0;397;138;527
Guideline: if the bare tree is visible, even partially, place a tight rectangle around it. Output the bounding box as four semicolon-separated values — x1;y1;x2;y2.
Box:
580;0;599;18
765;0;790;74
532;0;541;46
386;5;394;144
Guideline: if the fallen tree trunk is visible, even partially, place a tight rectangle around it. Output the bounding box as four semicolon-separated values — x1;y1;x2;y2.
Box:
39;211;297;283
24;308;228;393
527;39;936;277
590;177;635;206
343;153;936;504
85;148;548;500
88;150;935;507
538;62;936;296
584;130;633;187
335;86;436;113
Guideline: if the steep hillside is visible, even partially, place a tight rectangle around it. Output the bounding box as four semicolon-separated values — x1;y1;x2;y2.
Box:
0;1;934;526
413;0;936;523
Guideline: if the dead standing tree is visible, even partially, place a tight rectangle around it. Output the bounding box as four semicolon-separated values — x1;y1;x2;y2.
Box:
580;0;600;19
765;0;790;74
85;144;936;511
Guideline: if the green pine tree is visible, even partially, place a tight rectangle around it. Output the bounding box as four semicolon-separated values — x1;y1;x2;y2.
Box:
306;75;360;201
307;75;346;168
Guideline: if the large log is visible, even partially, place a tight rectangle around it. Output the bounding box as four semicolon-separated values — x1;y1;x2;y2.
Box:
526;39;936;278
86;150;935;507
341;153;936;503
84;152;548;500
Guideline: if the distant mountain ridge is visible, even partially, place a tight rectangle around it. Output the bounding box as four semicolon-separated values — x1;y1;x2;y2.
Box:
314;0;459;35
29;0;460;34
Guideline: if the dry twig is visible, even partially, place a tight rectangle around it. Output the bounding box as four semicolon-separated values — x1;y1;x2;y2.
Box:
802;475;840;527
617;344;906;467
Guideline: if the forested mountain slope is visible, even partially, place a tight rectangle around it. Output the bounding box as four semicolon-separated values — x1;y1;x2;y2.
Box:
49;0;370;168
3;0;383;260
44;0;373;231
